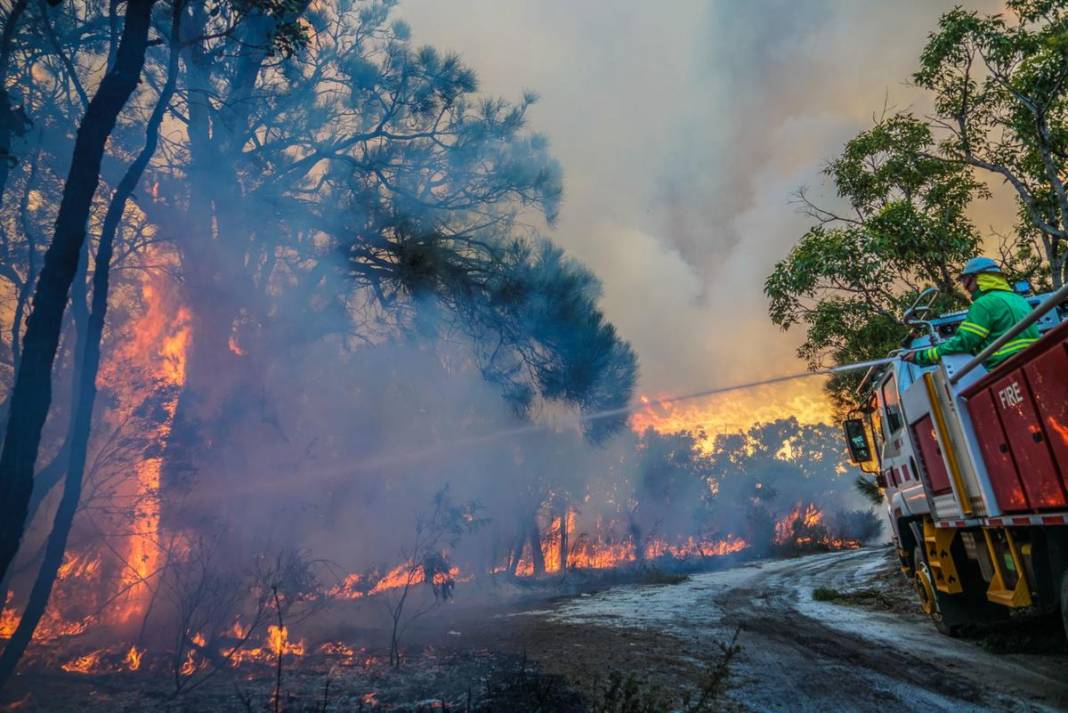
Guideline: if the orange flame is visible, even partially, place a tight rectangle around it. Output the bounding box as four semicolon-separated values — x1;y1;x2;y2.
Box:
125;645;143;671
61;650;104;674
630;379;833;450
774;503;860;550
0;592;17;638
107;277;191;622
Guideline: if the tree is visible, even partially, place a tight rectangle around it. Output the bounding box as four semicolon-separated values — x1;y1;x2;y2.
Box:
915;0;1068;286
765;114;987;409
381;487;484;668
630;428;715;552
0;0;185;686
0;0;157;588
150;0;635;514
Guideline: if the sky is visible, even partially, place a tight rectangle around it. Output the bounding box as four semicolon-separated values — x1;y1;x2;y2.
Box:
397;0;1007;432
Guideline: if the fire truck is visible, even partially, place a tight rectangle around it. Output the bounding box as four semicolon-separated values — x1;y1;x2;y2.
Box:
843;280;1068;637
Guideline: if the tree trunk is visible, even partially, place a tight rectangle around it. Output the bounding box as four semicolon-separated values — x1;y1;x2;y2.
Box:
0;256;83;625
0;0;30;206
528;517;545;577
0;0;157;584
629;518;644;564
0;9;178;685
506;527;524;577
558;507;569;572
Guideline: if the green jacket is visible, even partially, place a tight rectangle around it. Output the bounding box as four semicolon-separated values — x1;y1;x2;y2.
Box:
916;274;1040;369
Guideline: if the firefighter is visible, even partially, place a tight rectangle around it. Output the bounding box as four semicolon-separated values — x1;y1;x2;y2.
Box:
904;257;1040;368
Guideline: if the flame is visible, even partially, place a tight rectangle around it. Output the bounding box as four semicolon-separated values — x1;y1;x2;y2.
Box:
180;649;198;676
267;624;304;656
1;592;17;638
61;650;104;674
228;620;250;640
125;645;143;671
319;641;357;665
105;275;191;622
774;503;860;550
4;694;31;710
509;512;750;576
227;333;245;356
227;625;305;667
327;573;366;600
646;535;749;559
369;563;461;595
369;563;421;594
631;378;833;450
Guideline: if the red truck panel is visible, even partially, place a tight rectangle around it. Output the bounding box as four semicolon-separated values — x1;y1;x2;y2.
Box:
1024;343;1068;494
913;415;952;495
990;370;1067;509
966;390;1029;512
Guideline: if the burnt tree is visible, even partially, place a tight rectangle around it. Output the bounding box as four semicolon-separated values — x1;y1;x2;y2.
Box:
0;0;157;586
0;1;183;687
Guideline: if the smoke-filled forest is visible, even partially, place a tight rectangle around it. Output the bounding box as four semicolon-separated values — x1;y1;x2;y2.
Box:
4;0;1012;711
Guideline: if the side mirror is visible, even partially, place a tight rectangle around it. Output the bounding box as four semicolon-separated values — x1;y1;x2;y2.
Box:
843;418;873;464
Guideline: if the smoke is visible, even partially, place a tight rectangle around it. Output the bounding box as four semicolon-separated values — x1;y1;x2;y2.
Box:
0;0;916;657
397;0;1005;393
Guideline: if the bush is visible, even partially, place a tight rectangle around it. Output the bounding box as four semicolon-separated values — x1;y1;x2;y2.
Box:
812;587;841;602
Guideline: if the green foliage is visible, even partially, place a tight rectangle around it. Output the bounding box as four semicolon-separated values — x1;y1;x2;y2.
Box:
811;586;841;602
915;0;1068;286
853;474;884;507
766;114;983;408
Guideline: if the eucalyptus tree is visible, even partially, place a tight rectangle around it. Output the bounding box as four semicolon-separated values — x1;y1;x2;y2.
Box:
766;115;987;409
915;0;1068;287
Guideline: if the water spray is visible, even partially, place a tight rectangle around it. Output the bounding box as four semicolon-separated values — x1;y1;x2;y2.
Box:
579;356;898;426
352;357;897;473
201;356;901;499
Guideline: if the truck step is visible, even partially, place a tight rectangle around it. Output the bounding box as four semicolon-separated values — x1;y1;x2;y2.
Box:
923;520;963;594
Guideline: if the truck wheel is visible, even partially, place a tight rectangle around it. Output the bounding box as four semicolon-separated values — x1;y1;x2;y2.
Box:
914;546;964;637
1061;572;1068;642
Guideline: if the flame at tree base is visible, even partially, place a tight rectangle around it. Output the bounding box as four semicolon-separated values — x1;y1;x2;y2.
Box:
774;503;862;551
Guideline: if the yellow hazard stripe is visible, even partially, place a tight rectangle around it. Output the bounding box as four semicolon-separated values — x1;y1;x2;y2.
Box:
958;321;989;337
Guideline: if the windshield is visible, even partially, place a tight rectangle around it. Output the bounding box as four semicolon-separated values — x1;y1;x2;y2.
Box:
867;393;884;452
881;373;904;436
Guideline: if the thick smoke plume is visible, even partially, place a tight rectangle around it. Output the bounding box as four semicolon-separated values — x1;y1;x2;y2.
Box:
0;0;877;674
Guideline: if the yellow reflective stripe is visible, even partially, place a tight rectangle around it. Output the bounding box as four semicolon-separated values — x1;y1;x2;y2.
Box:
958;321;989;337
926;347;939;362
993;338;1039;357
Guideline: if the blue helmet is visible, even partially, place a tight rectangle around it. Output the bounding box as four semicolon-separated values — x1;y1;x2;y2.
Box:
960;256;1002;276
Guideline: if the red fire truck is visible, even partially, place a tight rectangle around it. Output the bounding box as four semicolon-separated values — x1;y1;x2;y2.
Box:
843;281;1068;637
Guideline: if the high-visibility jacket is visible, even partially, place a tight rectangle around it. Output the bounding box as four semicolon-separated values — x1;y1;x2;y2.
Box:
916;274;1040;369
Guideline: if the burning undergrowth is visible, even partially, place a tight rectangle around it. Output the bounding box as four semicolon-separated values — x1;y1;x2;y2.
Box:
0;295;876;684
0;1;880;704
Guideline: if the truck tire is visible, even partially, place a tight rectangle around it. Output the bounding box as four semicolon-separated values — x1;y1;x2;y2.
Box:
1061;572;1068;642
914;546;965;637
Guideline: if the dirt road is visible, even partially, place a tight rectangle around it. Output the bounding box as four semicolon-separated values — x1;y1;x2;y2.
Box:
514;547;1068;712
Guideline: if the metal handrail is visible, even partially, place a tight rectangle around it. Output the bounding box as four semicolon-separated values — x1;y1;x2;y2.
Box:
949;281;1068;385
